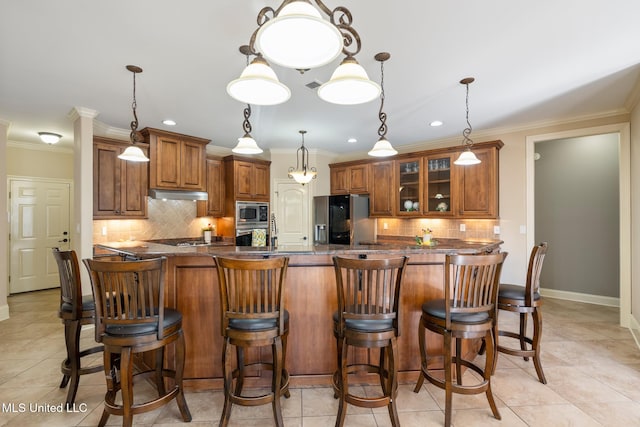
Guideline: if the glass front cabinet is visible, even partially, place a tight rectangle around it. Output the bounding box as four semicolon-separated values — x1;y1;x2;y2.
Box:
396;157;423;216
424;153;456;216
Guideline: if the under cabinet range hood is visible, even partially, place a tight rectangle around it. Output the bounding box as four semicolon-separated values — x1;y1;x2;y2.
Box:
148;189;208;201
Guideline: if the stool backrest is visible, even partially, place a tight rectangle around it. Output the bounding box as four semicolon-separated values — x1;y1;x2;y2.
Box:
83;257;167;341
526;242;548;305
445;252;507;328
333;256;409;335
215;256;290;335
53;248;83;319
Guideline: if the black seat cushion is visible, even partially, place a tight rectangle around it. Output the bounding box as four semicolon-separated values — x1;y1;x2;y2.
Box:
105;308;182;337
421;299;489;323
332;310;394;333
498;284;541;301
229;309;290;332
61;294;95;312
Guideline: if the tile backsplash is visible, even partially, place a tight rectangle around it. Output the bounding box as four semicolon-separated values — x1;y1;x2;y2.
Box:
375;218;499;240
93;198;216;243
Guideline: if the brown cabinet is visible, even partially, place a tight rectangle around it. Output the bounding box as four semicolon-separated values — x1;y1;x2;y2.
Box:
142;128;209;191
424;153;456;217
396;157;423;216
455;146;499;218
369;160;394;217
93;137;148;219
224;155;271;203
329;163;369;195
196;157;225;217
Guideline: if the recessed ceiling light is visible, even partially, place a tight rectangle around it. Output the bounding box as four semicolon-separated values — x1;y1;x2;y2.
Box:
430;120;443;127
347;138;357;143
162;119;176;126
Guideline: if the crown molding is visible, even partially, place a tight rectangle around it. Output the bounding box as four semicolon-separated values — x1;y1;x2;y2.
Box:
93;120;129;141
7;139;74;154
67;106;99;122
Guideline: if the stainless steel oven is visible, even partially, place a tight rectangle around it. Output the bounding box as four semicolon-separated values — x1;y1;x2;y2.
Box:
236;201;269;226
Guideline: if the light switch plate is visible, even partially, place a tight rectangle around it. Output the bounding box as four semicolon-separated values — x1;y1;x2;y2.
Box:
493;226;500;234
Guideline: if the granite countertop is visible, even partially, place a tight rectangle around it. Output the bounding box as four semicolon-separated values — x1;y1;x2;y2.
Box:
95;238;503;258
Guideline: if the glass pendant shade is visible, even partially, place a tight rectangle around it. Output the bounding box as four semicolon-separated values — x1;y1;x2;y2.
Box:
255;1;343;69
232;134;263;154
317;57;381;105
226;56;291;105
368;138;397;157
118;145;149;162
454;149;481;165
289;169;317;184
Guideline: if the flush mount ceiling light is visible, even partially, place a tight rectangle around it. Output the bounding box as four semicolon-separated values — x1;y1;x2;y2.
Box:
453;77;481;166
38;132;62;144
118;65;149;162
368;52;397;157
232;104;263;154
228;0;380;105
288;130;317;185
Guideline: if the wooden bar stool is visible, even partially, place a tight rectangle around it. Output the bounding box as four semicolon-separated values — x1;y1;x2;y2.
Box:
214;256;291;427
414;252;507;427
53;248;103;408
332;255;409;427
494;242;548;383
83;257;191;427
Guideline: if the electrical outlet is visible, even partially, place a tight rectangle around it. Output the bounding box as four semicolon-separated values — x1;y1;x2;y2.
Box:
459;223;466;232
493;226;500;234
383;222;388;230
101;226;107;236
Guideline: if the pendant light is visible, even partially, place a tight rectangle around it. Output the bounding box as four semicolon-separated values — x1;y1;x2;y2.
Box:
453;77;481;166
368;52;397;157
232;104;263;154
118;65;149;162
288;130;317;185
317;56;381;105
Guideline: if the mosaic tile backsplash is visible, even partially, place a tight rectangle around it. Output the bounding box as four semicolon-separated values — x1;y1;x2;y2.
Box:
375;218;500;241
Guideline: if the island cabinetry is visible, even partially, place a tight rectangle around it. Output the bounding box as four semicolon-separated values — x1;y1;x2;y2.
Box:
142;127;209;191
424;152;456;217
369;160;394;217
330;163;370;195
224;155;270;204
456;145;500;218
196;157;225;217
396;157;423;216
93;136;148;219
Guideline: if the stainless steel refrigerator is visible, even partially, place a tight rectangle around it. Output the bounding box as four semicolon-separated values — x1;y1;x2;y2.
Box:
313;195;376;245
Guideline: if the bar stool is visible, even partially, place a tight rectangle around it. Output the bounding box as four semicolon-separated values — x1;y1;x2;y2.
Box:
53;248;103;408
414;252;507;427
332;255;409;427
495;242;548;383
214;256;291;427
83;257;191;427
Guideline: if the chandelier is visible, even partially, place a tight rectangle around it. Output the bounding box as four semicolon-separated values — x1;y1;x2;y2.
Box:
232;104;263;154
368;52;397;157
118;65;149;162
227;0;380;106
453;77;481;166
288;130;317;185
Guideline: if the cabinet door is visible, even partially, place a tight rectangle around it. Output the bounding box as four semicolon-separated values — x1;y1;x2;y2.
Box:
330;167;349;195
396;158;423;216
456;147;498;218
424;153;455;217
180;139;206;189
348;164;369;194
253;163;270;200
120;147;148;217
234;160;254;199
206;159;224;216
155;135;181;188
93;142;121;217
370;161;394;216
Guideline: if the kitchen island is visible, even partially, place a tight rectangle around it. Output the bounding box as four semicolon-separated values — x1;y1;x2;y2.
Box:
96;239;502;390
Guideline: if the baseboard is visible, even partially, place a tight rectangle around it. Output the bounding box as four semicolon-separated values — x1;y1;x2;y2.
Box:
630;314;640;349
540;288;620;307
0;304;9;321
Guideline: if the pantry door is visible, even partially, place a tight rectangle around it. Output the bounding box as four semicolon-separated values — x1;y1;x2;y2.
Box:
274;180;310;246
9;178;71;293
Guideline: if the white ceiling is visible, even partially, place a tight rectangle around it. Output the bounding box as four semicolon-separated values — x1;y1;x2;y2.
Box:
2;1;640;155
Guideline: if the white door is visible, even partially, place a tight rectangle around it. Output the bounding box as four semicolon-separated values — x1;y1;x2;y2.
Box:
9;179;71;293
274;180;310;246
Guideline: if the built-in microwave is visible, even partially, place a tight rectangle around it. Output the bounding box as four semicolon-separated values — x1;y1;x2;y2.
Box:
236;201;269;226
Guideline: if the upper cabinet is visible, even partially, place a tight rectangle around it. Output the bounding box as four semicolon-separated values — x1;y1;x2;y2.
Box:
196;157;225;217
93;136;148;219
224;155;271;203
141;127;209;191
330;140;503;219
330;163;370;195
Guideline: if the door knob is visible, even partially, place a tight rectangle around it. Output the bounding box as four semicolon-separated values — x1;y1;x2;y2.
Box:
58;238;68;243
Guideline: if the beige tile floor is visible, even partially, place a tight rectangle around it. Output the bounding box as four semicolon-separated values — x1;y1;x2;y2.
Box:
1;289;639;426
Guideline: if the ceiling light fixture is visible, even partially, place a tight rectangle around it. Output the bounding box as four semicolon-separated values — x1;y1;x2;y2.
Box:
38;132;62;144
368;52;397;157
288;130;317;185
430;120;443;127
232;104;263;154
453;77;481;166
162;119;176;126
118;65;149;162
228;1;380;105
